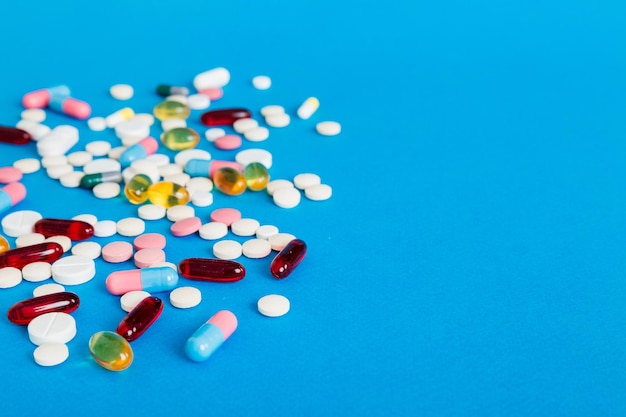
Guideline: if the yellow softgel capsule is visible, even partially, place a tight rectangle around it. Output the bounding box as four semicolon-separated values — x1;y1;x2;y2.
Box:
147;181;190;208
124;174;153;204
0;235;9;253
243;162;270;191
160;127;200;151
152;100;190;121
213;167;247;196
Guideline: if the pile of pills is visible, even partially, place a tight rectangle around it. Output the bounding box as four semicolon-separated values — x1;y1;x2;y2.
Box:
0;66;338;370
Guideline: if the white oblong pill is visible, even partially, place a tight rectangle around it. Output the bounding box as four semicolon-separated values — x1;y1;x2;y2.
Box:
117;217;145;237
305;184;333;201
269;233;297;251
255;225;279;240
33;342;69;367
59;171;84;188
85;140;111;156
265;113;290;128
110;84;134;100
71;241;102;259
252;75;271;90
94;220;117;237
233;118;259;134
193;67;230;90
87;117;107;132
316;121;341;136
22;262;52;282
213;240;242;260
235;148;272;169
16;232;46;248
161;118;187;131
120;290;151;312
138;204;166;221
13;158;41;174
293;173;321;190
84;158;121;174
242;238;272;259
187;94;211;110
231;218;260;236
266;179;294;196
297;97;319;120
190;191;213;207
2;210;43;237
51;255;96;286
0;267;22;288
28;312;76;345
146;153;170;167
174;149;212;167
260;105;285;117
93;182;120;199
166;205;195;222
33;283;65;297
67;151;93;167
21;108;46;123
257;294;290;317
45;236;72;253
198;222;228;240
273;187;301;209
169;286;202;309
205;128;225;142
243;126;269;142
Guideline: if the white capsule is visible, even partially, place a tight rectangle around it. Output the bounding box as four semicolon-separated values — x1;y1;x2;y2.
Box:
193;67;231;90
297;97;320;120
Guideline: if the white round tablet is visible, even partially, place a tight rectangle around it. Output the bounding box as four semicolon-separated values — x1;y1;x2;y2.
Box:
243;126;269;142
205;128;226;142
33;283;65;297
71;241;102;259
146;153;170;167
2;210;43;237
166;205;195;222
51;256;96;286
72;213;98;226
13;158;41;174
138;204;166;220
120;290;151;312
93;182;120;199
45;235;72;252
191;191;214;207
252;75;272;90
256;224;279;240
108;146;126;160
305;184;333;201
260;105;285;117
265;113;290;128
316;121;342;136
199;222;228;240
28;313;76;345
87;117;107;132
293;173;321;190
21;108;46;123
174;149;212;167
213;240;243;260
163;173;190;186
269;233;297;251
186;177;213;194
0;267;22;288
159;163;183;177
15;232;45;248
110;84;134;100
33;342;69;366
242;238;272;259
273;187;301;209
266;179;294;196
257;294;290;317
83;158;121;174
22;262;52;282
59;171;84;188
67;151;93;167
161;118;187;131
46;164;73;180
41;155;67;168
94;220;117;237
235;148;273;169
233;118;258;134
117;217;145;236
231;218;260;236
187;94;211;110
170;286;202;309
85;140;112;157
133;113;155;126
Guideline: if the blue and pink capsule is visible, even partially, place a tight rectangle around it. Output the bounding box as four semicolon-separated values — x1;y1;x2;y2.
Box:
118;137;159;168
185;310;238;362
106;266;178;295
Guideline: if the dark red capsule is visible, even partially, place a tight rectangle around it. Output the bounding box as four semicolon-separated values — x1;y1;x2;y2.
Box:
32;218;94;240
0;242;63;269
0;126;32;145
116;296;163;342
7;292;80;325
200;108;252;126
178;258;246;282
270;239;307;279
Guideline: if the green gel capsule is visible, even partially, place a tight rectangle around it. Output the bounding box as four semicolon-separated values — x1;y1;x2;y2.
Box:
160;127;200;151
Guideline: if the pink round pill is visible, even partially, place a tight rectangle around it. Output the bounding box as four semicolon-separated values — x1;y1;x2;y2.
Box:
198;88;223;101
134;248;166;268
171;216;202;237
213;134;242;150
210;208;242;226
102;241;134;263
133;233;167;251
0;167;23;184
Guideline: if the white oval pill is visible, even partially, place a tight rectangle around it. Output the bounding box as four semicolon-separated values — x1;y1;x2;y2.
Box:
108;146;126;160
166;205;195;222
51;256;96;286
252;75;272;90
293;173;321;190
231;218;260;236
87;117;107;132
187;94;211;110
21;108;46;123
67;151;93;167
269;233;297;251
85;140;111;156
265;113;290;128
170;286;202;309
72;214;98;226
138;204;166;220
33;283;65;297
13;158;41;174
0;267;22;288
71;241;102;259
45;235;72;252
198;222;228;240
260;105;285;117
166;94;188;104
205;128;226;142
193;67;230;90
266;179;294;196
186;177;213;194
243;126;269;142
59;171;84;188
233;118;259;134
191;191;213;207
33;343;69;366
242;238;272;259
110;84;134;100
2;210;43;237
16;232;45;248
213;240;242;260
305;184;333;201
93;182;120;199
17;120;51;140
146;153;170;167
256;224;279;240
273;187;301;208
120;290;151;312
94;220;117;237
158;163;182;178
316;121;342;136
174;149;212;167
133;113;155;126
84;158;121;174
257;294;290;317
235;148;272;169
163;173;190;187
28;312;76;345
161;118;187;131
115;120;150;143
117;217;145;236
41;155;67;168
22;262;52;282
46;164;73;179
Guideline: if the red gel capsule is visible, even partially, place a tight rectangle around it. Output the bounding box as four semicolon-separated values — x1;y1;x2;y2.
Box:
200;108;252;126
270;239;307;279
178;258;246;282
0;126;32;145
0;242;63;269
116;296;163;342
7;291;80;325
32;218;94;240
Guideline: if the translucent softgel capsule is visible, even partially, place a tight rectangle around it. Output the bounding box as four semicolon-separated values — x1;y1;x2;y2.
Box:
0;242;64;269
33;218;95;240
0;235;8;253
116;296;163;342
178;258;246;282
7;291;80;325
153;100;190;121
0;126;32;145
89;331;133;371
147;181;190;208
160;127;200;151
270;238;307;279
124;174;153;204
200;108;251;126
243;162;270;191
213;167;247;196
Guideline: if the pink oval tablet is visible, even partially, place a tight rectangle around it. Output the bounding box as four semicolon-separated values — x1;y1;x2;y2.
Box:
102;241;134;263
171;216;202;237
0;167;23;184
134;248;166;268
133;233;167;251
198;88;223;101
210;208;242;226
213;134;242;151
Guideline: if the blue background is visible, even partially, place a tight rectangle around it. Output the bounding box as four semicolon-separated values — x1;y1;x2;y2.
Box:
1;0;625;415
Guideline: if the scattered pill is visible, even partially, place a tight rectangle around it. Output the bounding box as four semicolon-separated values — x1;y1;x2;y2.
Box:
16;232;46;248
0;242;64;269
252;75;271;90
85;140;111;156
200;108;251;127
178;258;245;282
170;286;202;309
231;218;260;236
14;121;47;141
21;108;46;123
134;233;166;251
305;184;333;201
187;94;211;110
89;331;133;371
214;134;242;150
213;240;243;260
134;248;166;268
120;290;151;312
102;241;134;263
59;172;84;188
51;255;96;286
242;238;272;259
210;208;241;226
105;266;179;295
7;291;79;325
28;312;76;345
243;126;269;142
198;221;228;240
316;121;341;136
138;204;166;220
116;217;145;237
297;97;319;120
185;310;237;362
161;118;187;131
48;95;91;120
45;235;72;252
0;267;22;288
105;107;134;128
33;218;94;240
117;296;163;341
22;85;70;109
110;84;134;100
190;191;214;207
171;217;202;237
205;128;226;142
257;294;290;317
33;343;69;367
22;261;52;282
273;187;301;208
93;182;121;199
0;166;23;183
235;148;272;169
94;220;117;237
233;118;259;134
2;210;41;237
67;151;93;167
265;113;290;128
193;67;231;90
46;164;74;180
256;225;279;240
13;158;41;174
87;117;107;131
266;179;294;196
293;173;321;190
185;177;213;194
260;105;285;117
268;233;297;251
270;239;307;279
33;283;65;297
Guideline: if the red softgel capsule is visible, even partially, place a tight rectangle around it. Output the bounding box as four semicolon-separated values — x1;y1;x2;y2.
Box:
7;291;80;325
32;218;94;240
200;108;251;126
178;258;246;282
0;242;63;269
116;296;163;342
0;125;32;145
270;239;307;279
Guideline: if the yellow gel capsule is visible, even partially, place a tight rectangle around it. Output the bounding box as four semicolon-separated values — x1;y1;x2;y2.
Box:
89;331;133;371
124;174;153;204
160;127;200;151
0;235;9;253
243;162;270;191
213;167;247;196
147;181;190;208
153;100;190;121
